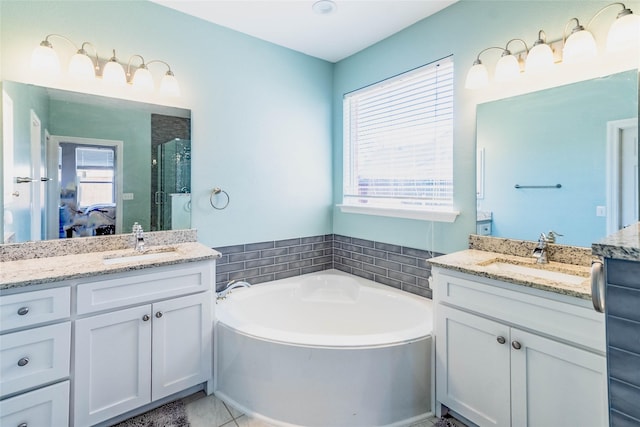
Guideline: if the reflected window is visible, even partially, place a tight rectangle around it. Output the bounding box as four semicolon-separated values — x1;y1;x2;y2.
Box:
75;147;115;208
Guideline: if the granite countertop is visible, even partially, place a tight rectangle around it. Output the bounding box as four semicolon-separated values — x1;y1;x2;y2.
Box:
429;248;592;300
1;242;221;290
592;222;640;261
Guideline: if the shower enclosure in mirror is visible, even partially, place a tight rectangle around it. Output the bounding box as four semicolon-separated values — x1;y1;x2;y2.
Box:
476;70;638;247
1;81;191;244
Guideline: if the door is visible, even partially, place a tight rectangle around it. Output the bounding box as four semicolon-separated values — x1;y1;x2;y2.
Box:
74;305;152;427
607;118;639;233
510;328;608;427
435;305;511;427
151;292;212;400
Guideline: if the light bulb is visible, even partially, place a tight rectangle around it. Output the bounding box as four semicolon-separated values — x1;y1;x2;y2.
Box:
563;29;597;64
465;61;489;90
160;71;180;97
31;41;61;78
607;11;640;52
132;66;154;92
102;52;126;86
68;50;96;81
526;42;554;74
494;54;520;82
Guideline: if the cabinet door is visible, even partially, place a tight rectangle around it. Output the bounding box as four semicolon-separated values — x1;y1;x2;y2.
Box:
74;305;152;427
511;328;608;427
151;292;212;400
436;305;511;427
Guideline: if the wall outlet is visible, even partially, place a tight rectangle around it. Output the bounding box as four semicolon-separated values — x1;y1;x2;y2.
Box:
123;193;134;200
596;206;606;217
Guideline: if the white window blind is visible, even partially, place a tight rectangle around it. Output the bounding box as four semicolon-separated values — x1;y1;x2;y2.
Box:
342;57;454;217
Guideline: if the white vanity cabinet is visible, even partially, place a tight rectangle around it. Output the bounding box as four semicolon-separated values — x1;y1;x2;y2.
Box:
0;287;71;427
73;261;214;427
433;268;608;427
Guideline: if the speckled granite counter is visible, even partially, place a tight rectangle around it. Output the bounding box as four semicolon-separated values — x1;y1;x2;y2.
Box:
429;235;593;300
0;230;221;290
592;222;640;261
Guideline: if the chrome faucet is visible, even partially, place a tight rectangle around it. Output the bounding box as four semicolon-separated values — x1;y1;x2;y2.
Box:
216;280;251;302
132;222;145;252
532;233;549;264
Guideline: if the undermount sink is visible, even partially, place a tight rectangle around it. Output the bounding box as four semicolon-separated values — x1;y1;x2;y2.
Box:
103;247;178;265
478;258;589;286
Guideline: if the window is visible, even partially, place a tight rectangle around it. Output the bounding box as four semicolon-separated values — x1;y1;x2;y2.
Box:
74;146;115;208
341;56;457;221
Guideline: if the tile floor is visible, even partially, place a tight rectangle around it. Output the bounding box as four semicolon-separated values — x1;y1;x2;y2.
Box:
182;391;458;427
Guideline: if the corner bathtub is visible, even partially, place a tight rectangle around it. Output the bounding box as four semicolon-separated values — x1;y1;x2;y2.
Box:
214;270;433;427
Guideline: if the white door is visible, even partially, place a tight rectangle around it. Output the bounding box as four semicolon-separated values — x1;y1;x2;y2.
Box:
151;292;212;400
510;328;608;427
620;123;638;228
29;110;43;241
74;305;152;427
435;305;511;427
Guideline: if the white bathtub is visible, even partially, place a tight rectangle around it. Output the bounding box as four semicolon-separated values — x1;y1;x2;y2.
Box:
214;270;433;427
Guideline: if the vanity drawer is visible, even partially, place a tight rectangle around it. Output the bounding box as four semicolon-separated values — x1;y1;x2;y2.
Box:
0;287;70;333
434;269;605;352
76;261;213;315
0;322;71;397
0;380;69;427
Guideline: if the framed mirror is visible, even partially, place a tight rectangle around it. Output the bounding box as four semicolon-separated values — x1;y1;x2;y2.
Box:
476;70;638;247
2;81;191;244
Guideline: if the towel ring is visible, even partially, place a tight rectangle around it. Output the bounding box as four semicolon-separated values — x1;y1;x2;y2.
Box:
210;187;230;210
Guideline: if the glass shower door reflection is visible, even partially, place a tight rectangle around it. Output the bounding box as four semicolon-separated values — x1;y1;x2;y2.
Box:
153;138;191;231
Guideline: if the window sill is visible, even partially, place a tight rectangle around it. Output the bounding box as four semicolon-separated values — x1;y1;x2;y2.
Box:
337;204;460;222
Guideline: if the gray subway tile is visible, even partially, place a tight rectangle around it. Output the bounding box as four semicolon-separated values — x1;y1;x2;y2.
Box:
245;241;274;251
402;265;431;278
229;268;261;281
301;250;325;260
313;255;333;265
289;259;313;269
275;238;302;247
363;247;387;260
403;247;433;259
341;243;363;253
375;241;402;254
402;283;433;299
323;248;334;256
313;241;333;250
324;234;334;241
363;263;387;276
214;244;245;255
389;270;417;285
334;248;352;258
216;254;229;265
302;235;324;244
375;275;402;289
388;253;417;266
334;235;352;243
250;274;276;284
275;269;301;281
289;244;314;254
343;258;363;269
302;264;326;275
275;254;301;264
351;268;375;281
260;247;288;258
217;262;246;274
335;264;352;274
229;251;260;262
352;253;374;264
375;259;402;272
352;238;375;248
261;263;289;274
245;258;275;268
610;378;640;420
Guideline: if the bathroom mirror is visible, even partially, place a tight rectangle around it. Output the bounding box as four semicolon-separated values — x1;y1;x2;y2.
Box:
476;70;638;248
2;81;191;244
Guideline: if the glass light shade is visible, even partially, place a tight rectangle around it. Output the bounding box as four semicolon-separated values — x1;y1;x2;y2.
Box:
464;63;489;90
525;43;554;73
68;52;95;81
31;43;61;77
102;60;126;86
132;67;154;92
607;12;640;52
563;29;597;64
494;54;520;82
160;72;180;97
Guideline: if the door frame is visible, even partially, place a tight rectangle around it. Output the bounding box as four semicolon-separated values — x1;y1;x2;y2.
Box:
606;118;638;234
47;135;124;239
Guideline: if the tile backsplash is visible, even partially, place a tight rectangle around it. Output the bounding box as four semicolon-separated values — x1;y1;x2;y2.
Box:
214;234;440;298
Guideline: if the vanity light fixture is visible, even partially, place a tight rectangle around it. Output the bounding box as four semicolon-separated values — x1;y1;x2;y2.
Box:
30;34;180;97
312;0;337;15
465;2;640;90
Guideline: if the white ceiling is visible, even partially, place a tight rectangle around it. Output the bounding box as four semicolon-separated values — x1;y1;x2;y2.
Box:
151;0;458;63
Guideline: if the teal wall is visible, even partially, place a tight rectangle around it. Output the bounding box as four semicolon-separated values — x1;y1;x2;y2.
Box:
1;0;638;252
49;100;151;231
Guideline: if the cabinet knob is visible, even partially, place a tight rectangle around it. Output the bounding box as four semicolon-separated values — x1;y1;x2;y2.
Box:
18;423;28;427
496;336;506;344
512;341;522;350
142;314;150;321
155;311;163;318
17;306;29;316
17;357;29;367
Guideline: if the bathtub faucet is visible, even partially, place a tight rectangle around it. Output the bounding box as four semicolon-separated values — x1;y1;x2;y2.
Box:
216;280;252;302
